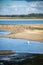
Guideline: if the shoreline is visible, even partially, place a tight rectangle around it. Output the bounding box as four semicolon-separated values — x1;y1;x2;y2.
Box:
0;18;43;20
0;37;43;42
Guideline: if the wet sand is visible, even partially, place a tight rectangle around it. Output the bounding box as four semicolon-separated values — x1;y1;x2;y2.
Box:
0;24;43;42
0;50;14;55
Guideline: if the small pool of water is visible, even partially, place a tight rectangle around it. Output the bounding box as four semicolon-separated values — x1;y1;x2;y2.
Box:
0;30;11;36
0;38;43;54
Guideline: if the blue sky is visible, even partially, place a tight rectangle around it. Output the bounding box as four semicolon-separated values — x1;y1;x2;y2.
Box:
0;0;43;15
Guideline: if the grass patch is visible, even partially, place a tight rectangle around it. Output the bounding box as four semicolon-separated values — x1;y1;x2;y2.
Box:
30;27;43;30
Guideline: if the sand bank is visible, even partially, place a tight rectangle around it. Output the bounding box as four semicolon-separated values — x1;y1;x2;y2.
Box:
0;24;43;42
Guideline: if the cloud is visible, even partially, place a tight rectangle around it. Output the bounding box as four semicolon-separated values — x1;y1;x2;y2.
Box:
26;1;43;13
0;1;43;15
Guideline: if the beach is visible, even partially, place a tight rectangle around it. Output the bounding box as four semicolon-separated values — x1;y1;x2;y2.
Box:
0;24;43;42
0;17;43;20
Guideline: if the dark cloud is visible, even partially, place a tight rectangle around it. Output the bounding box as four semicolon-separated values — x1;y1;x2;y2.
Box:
12;0;43;1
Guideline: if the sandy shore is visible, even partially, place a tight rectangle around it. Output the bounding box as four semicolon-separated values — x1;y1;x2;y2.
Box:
0;24;43;42
0;19;43;20
0;17;43;20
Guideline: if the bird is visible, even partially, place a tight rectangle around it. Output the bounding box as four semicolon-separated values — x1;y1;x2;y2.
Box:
27;41;30;44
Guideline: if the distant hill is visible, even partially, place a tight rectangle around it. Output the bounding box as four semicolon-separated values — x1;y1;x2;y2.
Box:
0;13;43;19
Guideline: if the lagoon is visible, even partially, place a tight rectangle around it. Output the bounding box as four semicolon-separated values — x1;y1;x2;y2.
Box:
0;38;43;65
0;38;43;54
0;20;43;24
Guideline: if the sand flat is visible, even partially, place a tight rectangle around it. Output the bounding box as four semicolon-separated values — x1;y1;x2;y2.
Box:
0;24;43;42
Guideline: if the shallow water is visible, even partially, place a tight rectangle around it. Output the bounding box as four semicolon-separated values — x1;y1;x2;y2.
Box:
0;38;43;54
0;30;11;36
0;20;43;24
0;38;43;65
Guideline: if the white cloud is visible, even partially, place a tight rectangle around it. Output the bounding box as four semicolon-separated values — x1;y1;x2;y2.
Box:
0;1;43;15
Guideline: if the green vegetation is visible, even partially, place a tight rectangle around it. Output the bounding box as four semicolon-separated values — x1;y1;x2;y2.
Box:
0;13;43;19
30;27;43;30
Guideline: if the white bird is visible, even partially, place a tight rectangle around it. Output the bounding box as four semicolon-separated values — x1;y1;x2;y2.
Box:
27;41;30;44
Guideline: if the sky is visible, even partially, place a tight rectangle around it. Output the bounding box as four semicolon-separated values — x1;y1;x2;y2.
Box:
0;0;43;15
